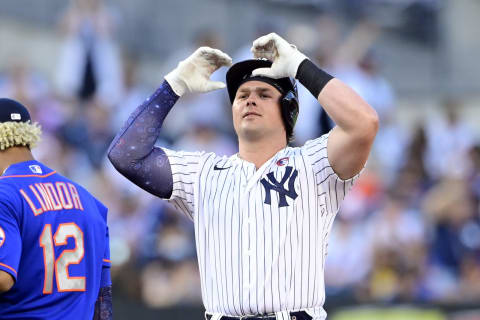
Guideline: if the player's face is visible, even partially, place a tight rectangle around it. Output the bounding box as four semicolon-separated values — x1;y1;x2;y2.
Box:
232;81;285;142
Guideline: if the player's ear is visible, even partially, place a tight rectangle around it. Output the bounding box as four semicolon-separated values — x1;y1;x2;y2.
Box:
0;270;15;293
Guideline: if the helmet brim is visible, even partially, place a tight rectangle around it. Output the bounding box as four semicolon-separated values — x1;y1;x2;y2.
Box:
226;59;297;103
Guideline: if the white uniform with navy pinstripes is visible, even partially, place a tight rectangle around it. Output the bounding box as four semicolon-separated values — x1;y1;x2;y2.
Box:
164;133;360;319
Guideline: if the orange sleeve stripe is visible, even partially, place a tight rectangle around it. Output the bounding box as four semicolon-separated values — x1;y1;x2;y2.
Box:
103;259;112;263
0;171;57;180
0;262;17;276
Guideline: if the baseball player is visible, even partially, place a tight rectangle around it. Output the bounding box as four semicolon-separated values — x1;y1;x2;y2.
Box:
0;98;112;319
109;33;378;319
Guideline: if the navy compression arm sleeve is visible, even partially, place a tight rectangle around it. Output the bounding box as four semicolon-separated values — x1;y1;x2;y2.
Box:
108;81;179;198
93;285;112;320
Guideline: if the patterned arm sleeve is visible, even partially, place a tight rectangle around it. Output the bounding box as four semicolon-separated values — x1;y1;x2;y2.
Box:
93;285;112;320
107;81;179;198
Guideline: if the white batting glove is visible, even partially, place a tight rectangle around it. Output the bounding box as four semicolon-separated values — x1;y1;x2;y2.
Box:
165;47;232;96
250;33;307;79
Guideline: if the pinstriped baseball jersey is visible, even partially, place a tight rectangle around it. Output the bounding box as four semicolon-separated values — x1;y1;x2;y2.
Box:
164;133;360;319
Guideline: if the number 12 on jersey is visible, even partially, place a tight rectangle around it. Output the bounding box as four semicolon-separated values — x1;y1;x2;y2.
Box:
39;223;86;294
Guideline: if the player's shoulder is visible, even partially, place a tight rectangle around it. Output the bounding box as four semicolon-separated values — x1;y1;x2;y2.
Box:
302;133;330;150
54;173;108;219
163;148;220;164
0;161;49;209
199;151;225;163
207;152;248;168
0;181;22;216
0;178;23;202
167;148;231;165
0;177;19;190
281;134;331;169
207;152;234;164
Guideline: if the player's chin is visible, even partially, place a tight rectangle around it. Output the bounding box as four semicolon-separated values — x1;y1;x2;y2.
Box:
239;125;264;141
241;116;263;129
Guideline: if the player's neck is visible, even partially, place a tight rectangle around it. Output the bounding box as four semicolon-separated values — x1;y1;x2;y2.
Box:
238;137;287;169
0;147;35;174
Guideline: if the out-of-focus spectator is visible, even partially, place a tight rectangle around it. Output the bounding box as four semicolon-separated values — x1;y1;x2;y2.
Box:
59;99;114;169
0;59;49;107
231;20;281;64
140;259;201;307
367;189;426;253
423;177;478;268
360;187;428;301
161;29;232;139
55;0;123;107
403;125;429;183
285;20;325;145
135;203;200;307
112;53;150;131
288;15;341;144
467;145;480;209
458;254;480;302
421;175;480;302
0;58;68;135
173;107;237;156
331;21;407;183
325;216;373;295
425;98;475;179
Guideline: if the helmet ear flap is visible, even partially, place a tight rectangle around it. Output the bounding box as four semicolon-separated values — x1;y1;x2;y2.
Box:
281;91;299;142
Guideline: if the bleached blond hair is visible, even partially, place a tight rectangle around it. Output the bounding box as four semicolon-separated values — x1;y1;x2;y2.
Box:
0;121;42;150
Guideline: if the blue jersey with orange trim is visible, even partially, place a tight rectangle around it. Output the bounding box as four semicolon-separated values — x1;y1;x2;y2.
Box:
0;160;111;319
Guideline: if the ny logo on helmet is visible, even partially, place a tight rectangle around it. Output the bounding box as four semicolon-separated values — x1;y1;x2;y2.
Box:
260;166;298;207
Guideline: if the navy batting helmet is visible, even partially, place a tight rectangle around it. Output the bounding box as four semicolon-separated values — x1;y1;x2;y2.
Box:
0;98;31;123
226;59;299;142
0;98;41;150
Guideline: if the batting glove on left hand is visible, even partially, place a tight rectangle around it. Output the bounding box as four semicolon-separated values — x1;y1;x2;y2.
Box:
165;47;232;96
250;33;308;79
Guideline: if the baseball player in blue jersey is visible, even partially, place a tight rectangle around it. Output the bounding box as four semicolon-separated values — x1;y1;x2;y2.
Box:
0;98;112;319
109;33;378;319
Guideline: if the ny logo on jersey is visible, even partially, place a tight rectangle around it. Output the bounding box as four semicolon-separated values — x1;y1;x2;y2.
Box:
260;166;298;207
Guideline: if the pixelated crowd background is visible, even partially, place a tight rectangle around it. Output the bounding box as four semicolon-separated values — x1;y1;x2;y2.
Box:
1;0;480;319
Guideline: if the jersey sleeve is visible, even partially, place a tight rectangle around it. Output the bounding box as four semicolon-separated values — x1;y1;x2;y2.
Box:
96;200;111;272
0;195;21;281
102;226;111;271
162;148;205;220
301;133;362;215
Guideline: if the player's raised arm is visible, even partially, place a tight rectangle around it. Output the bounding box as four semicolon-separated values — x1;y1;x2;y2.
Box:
251;33;379;180
107;47;232;198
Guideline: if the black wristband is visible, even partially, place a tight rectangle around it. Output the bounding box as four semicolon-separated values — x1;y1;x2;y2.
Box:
295;59;334;98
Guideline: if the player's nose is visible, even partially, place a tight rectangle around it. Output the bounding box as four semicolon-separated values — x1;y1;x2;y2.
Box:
246;96;257;107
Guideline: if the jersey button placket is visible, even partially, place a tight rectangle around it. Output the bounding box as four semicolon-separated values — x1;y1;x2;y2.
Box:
241;184;255;301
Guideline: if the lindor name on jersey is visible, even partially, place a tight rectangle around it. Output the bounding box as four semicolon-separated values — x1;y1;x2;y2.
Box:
19;182;84;216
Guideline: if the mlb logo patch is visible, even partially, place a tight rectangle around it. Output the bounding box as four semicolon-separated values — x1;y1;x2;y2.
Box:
10;113;21;120
276;157;289;166
29;165;42;174
0;226;5;247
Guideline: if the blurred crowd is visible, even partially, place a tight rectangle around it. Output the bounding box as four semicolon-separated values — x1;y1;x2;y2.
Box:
1;0;479;311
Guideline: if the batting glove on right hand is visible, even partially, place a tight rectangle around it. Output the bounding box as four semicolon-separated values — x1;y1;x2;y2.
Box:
165;47;232;96
250;33;307;79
